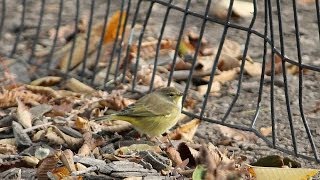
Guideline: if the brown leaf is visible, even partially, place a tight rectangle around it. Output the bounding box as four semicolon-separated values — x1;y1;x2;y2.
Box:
199;142;239;180
177;142;198;168
98;91;135;111
243;61;262;77
217;54;240;71
136;65;166;88
260;126;272;137
203;68;239;84
50;126;83;149
51;166;72;180
0;87;43;108
78;131;95;156
16;98;33;128
25;84;61;99
214;124;257;142
45;127;66;145
265;54;282;76
102;11;127;44
0;143;17;154
74;116;90;133
94;120;132;133
197;81;221;96
165;146;183;167
37;151;61;180
168;119;201;141
22;156;39;167
60;149;77;173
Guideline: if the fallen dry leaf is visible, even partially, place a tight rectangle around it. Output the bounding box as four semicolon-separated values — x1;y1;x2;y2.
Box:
0;87;43;108
45;127;66;145
203;68;239;84
65;78;95;93
37;151;61;180
25;84;61;99
168;119;201;141
136;65;166;88
165;146;183;167
197;81;221;96
16;98;33;129
22;156;39;167
214;124;257;142
30;76;62;86
60;149;77;173
102;11;127;44
243;61;262;77
260;126;272;137
265;54;282;76
210;0;254;20
0;143;17;154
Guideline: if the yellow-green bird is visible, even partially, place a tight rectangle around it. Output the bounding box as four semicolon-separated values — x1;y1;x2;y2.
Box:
94;87;183;137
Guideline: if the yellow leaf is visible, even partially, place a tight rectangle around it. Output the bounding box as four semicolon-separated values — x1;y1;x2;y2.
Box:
104;11;127;44
248;165;319;180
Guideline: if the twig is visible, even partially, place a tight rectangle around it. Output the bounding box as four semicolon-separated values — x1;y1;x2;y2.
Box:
23;122;53;133
70;166;99;176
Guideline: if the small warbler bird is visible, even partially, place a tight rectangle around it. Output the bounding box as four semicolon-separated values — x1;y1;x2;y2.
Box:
94;87;183;137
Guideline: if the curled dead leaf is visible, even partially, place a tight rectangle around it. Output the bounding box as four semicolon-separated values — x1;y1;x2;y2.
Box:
30;76;62;86
60;149;77;173
168;119;201;141
25;85;61;99
65;78;95;93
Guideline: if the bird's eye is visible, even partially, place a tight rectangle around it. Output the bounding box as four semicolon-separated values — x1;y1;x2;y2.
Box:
168;93;174;97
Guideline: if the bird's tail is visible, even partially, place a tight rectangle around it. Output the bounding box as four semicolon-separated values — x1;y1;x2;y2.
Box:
93;115;113;121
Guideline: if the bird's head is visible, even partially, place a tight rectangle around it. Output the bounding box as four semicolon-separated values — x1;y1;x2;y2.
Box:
156;87;184;107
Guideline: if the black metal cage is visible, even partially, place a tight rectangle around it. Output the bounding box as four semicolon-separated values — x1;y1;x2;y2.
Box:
1;0;320;163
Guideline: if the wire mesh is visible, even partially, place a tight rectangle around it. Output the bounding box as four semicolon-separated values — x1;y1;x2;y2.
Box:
0;0;320;162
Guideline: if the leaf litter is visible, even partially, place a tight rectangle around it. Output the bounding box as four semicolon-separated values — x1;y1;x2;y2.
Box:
0;7;319;180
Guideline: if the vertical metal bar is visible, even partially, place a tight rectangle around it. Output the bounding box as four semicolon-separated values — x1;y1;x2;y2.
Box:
28;0;46;63
183;0;211;104
276;0;297;156
66;0;80;76
10;0;26;57
292;0;319;161
129;1;154;91
0;0;6;40
121;0;143;84
91;0;111;85
316;0;320;41
46;0;63;69
221;0;258;123
104;0;126;87
199;0;235;120
79;0;95;79
167;0;192;86
266;0;276;147
149;0;173;92
114;0;131;82
251;0;269;127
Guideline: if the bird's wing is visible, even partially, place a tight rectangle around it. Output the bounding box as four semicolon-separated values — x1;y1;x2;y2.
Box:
117;94;173;117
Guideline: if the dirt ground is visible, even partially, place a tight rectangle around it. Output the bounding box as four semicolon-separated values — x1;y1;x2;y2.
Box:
1;0;320;170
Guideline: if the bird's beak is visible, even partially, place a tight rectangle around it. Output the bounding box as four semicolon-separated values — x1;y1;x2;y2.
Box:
179;92;185;96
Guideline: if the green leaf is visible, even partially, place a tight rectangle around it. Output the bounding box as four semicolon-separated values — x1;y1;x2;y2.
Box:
192;165;206;180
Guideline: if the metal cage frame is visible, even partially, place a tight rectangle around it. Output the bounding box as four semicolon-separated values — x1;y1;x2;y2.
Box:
1;0;320;162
